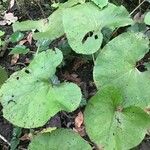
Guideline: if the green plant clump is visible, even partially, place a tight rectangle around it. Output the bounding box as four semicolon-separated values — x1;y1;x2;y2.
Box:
0;0;150;149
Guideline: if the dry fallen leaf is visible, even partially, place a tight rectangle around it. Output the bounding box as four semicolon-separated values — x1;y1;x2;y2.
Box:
19;39;27;45
0;20;7;26
27;32;33;45
4;13;18;25
73;126;86;137
74;111;86;136
75;111;84;128
11;54;19;65
20;133;32;141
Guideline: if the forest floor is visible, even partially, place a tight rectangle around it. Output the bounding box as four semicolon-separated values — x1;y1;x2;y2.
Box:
0;0;150;150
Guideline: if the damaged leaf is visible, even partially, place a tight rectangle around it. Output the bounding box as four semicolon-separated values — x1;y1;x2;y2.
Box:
0;49;82;128
94;32;150;108
63;2;133;54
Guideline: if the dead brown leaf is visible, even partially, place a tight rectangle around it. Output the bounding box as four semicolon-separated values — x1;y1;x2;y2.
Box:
27;32;33;45
74;112;86;137
62;71;81;85
75;111;84;128
11;54;19;65
20;133;32;141
19;39;27;45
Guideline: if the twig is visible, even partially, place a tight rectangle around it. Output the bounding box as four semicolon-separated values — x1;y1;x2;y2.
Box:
92;54;96;66
0;134;10;146
129;0;145;16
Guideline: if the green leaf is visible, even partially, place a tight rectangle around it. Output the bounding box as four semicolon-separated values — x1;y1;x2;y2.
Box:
13;0;85;41
0;30;5;37
9;32;24;43
63;2;133;54
33;9;63;41
10;127;22;150
0;39;2;46
94;32;150;108
0;49;82;128
84;87;150;150
0;66;7;87
13;19;49;32
144;12;150;25
36;39;51;52
29;129;91;150
91;0;108;8
33;0;85;41
9;45;29;55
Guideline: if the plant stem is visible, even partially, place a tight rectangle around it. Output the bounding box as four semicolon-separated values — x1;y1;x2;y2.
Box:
92;54;95;66
129;0;145;16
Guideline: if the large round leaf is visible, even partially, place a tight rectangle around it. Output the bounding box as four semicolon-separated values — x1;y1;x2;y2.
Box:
63;2;132;54
0;66;7;87
84;87;150;150
29;129;91;150
0;49;82;128
94;32;150;108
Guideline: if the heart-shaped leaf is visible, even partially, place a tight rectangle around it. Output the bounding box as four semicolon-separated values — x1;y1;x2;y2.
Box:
29;129;91;150
0;49;82;128
84;87;150;150
94;32;150;108
91;0;108;8
0;66;7;87
63;2;133;54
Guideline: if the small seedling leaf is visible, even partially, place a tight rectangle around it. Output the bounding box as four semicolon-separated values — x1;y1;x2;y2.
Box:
9;32;24;43
9;45;29;55
0;30;5;37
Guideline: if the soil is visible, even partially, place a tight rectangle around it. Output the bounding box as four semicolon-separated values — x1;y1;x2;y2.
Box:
0;0;150;150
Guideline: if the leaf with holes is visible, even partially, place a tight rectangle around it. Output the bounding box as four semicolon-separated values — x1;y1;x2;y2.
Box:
94;32;150;108
0;49;82;128
29;129;91;150
144;12;150;25
91;0;108;8
84;87;150;150
0;66;7;87
63;2;133;54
